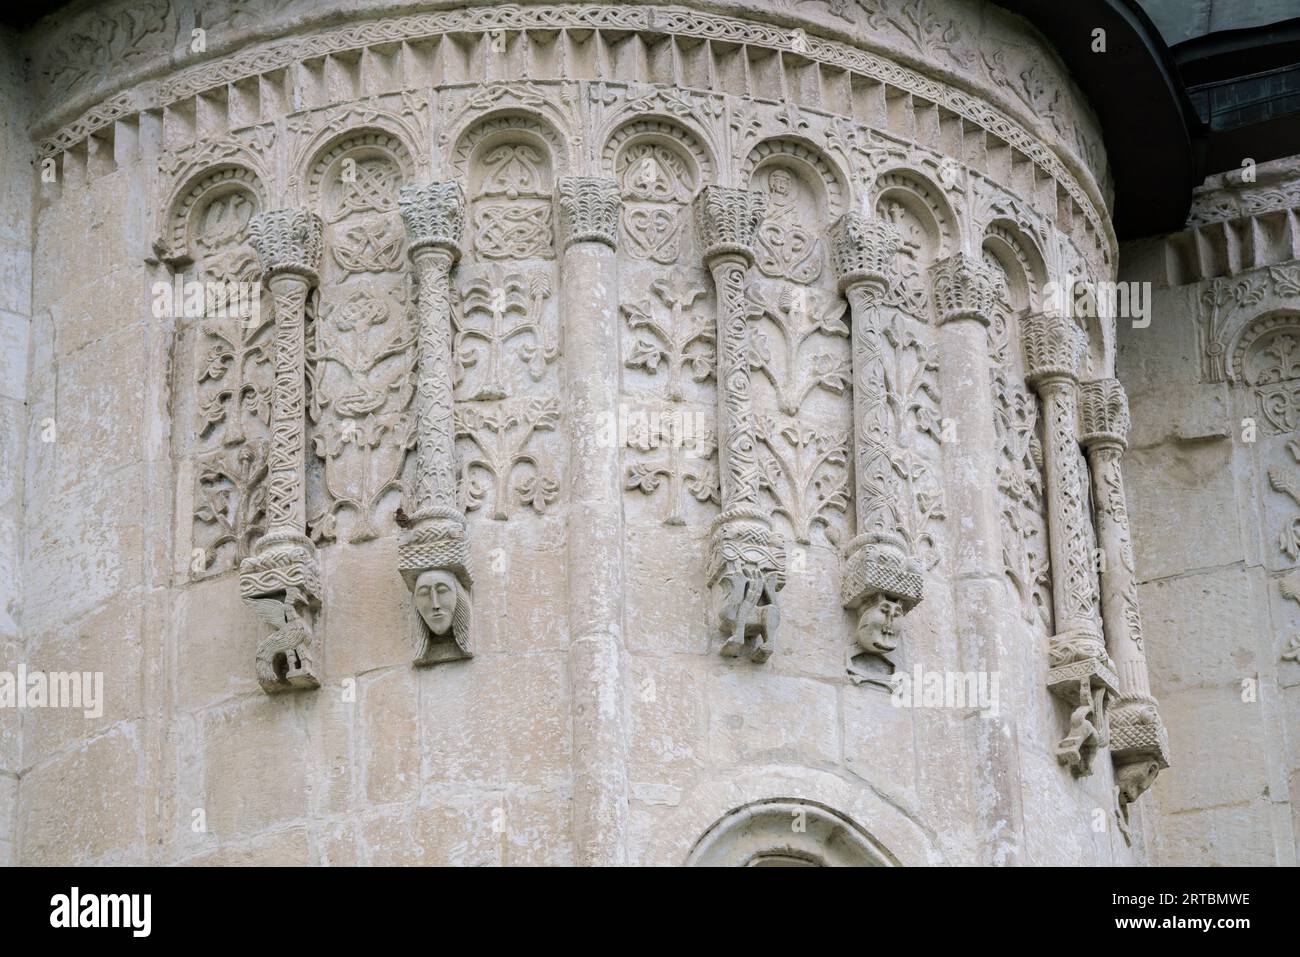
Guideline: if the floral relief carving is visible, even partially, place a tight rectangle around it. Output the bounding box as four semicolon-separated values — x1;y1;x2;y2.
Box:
756;417;851;546
624;410;720;526
745;284;851;417
456;397;562;520
307;138;413;546
622;276;715;402
455;266;557;401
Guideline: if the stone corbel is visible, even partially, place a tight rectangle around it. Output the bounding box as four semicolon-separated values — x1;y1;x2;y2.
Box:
241;208;325;693
830;212;924;683
396;182;474;665
696;185;785;663
1022;310;1118;774
1079;378;1169;839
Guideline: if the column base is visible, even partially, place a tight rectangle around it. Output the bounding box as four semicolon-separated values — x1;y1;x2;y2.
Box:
240;538;322;694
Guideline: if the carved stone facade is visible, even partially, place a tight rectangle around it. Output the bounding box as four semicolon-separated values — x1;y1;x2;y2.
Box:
0;0;1289;868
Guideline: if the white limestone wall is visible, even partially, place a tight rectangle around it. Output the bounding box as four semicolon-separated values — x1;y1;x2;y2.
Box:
0;27;33;869
1117;160;1300;866
7;0;1148;866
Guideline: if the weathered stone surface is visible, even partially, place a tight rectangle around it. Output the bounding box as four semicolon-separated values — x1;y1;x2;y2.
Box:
1;0;1292;868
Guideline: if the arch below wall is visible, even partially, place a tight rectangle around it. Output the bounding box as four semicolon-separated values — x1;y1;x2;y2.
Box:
686;798;898;867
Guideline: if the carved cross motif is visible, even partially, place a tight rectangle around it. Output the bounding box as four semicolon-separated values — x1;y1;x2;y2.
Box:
624;413;720;526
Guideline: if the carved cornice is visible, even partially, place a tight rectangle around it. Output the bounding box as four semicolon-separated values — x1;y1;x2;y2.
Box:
555;176;620;250
930;253;1000;326
399;181;465;261
248;208;324;284
34;3;1115;274
1078;378;1130;450
829;212;901;298
1022;311;1082;387
695;185;764;263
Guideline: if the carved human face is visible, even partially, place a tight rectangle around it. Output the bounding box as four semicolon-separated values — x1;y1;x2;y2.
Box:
413;569;458;636
1115;759;1160;805
855;595;903;655
768;168;793;198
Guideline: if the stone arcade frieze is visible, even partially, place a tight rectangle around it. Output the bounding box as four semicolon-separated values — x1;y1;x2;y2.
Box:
101;1;1170;843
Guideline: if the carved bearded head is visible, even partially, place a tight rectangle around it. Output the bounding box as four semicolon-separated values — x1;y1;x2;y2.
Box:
855;593;904;655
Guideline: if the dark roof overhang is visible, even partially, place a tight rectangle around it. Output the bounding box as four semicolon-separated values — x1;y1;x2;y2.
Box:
994;0;1200;240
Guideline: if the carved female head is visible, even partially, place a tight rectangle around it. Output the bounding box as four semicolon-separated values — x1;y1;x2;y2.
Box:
411;567;472;663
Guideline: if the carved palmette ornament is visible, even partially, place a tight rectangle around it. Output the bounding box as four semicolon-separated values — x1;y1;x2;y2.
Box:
396;181;474;665
556;176;620;250
240;207;325;694
1022;310;1117;775
696;185;786;662
930;253;1000;326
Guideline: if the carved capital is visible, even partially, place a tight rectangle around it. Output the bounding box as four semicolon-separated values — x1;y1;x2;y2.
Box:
829;212;901;298
1078;377;1130;449
695;185;764;263
399;181;465;261
930;253;1000;326
555;176;620;250
1022;311;1083;386
248;208;324;284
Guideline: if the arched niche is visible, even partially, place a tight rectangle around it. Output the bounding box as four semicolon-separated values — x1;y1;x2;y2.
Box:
1230;312;1300;436
454;114;562;261
744;139;846;287
982;220;1048;366
873;169;957;317
605;117;711;265
157;163;265;269
303;128;415;226
686;798;898;867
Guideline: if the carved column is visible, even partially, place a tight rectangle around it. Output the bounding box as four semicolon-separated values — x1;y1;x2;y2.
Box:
830;212;924;672
556;177;628;864
1080;378;1169;834
396;182;473;665
930;251;1025;865
240;208;324;694
696;185;785;662
1022;311;1118;775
